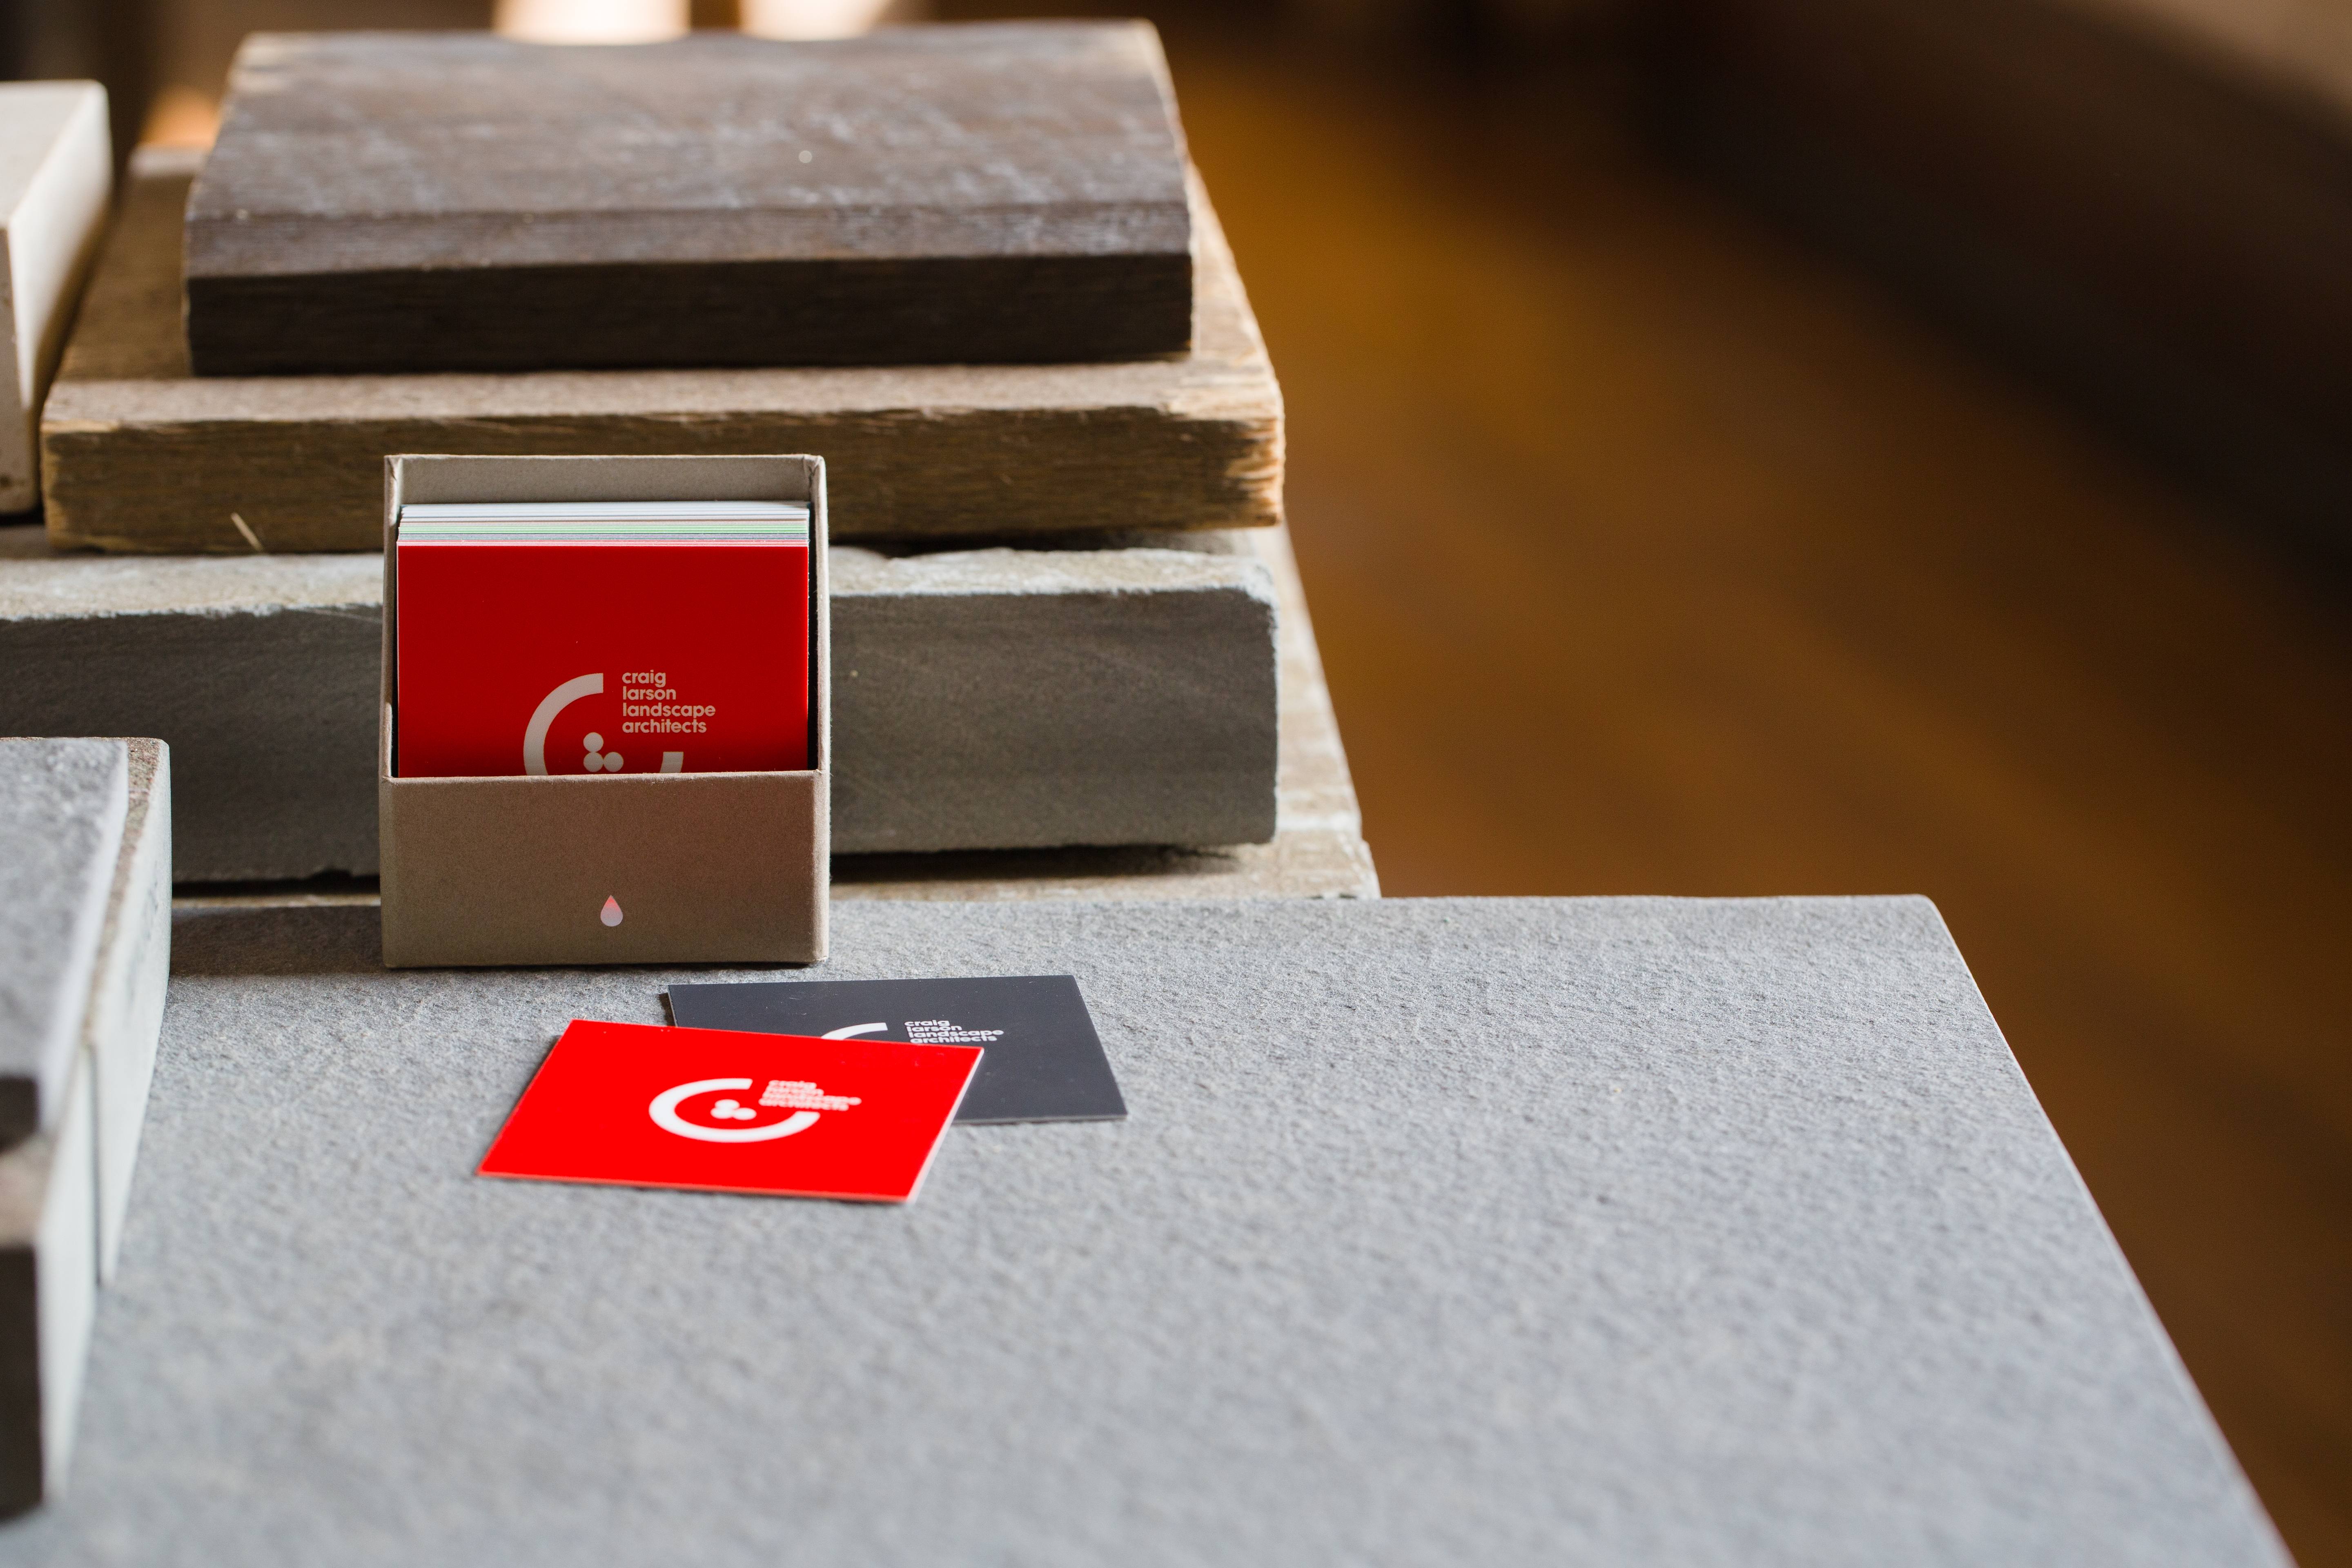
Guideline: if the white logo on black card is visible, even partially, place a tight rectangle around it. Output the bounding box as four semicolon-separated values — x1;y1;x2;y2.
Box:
649;1076;860;1143
821;1020;1004;1044
906;1020;1004;1045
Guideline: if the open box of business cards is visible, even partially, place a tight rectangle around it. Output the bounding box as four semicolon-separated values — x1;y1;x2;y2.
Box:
379;454;829;968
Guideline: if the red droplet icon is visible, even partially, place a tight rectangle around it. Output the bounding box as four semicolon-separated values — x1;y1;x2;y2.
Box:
600;896;624;928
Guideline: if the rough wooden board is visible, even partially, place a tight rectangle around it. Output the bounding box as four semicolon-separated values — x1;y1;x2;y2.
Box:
0;740;126;1148
185;26;1192;374
43;150;1278;554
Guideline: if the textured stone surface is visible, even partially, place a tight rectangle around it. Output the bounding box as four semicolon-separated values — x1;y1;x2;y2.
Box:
0;531;379;883
0;896;2286;1564
0;741;124;1145
1;525;1320;884
832;525;1375;900
82;742;168;1281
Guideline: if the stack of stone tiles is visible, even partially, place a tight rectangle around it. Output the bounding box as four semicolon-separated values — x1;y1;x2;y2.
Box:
11;24;1376;896
0;738;171;1509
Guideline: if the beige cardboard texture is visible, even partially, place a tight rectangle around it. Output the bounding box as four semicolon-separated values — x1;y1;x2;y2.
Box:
379;455;829;968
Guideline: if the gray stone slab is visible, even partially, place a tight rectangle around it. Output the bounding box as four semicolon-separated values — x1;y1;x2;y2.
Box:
0;896;2285;1564
0;742;124;1145
831;541;1277;853
81;742;168;1281
0;535;378;883
0;526;1293;882
831;524;1376;901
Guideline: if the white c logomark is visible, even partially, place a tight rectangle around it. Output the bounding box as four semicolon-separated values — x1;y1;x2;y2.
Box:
524;673;602;775
648;1078;820;1143
524;672;689;775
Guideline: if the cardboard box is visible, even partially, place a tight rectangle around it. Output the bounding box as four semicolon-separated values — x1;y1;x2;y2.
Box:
379;455;828;968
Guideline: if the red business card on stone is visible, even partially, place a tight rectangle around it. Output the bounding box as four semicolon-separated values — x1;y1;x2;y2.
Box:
478;1020;982;1203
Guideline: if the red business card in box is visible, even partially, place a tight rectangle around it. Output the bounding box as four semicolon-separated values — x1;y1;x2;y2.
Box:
396;539;808;779
479;1020;981;1202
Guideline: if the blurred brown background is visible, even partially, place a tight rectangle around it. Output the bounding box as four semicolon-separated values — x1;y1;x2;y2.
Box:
7;0;2347;1558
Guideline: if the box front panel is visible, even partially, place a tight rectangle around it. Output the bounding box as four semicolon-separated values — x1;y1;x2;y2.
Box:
381;771;822;967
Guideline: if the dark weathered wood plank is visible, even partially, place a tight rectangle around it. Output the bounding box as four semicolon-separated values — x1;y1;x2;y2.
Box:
42;150;1278;554
184;24;1193;374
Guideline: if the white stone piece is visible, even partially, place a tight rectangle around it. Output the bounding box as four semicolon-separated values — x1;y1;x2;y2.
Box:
0;1037;96;1514
0;740;125;1146
82;741;169;1281
0;83;110;513
0;525;1299;881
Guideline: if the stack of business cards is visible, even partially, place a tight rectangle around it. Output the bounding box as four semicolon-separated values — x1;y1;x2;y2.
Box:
477;978;1126;1203
393;501;812;780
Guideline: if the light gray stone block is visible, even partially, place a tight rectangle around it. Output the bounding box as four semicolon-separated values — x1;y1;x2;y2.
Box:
831;542;1278;853
0;896;2286;1562
0;741;167;1511
0;526;1284;879
82;742;168;1281
0;741;124;1145
0;1043;95;1514
830;523;1377;902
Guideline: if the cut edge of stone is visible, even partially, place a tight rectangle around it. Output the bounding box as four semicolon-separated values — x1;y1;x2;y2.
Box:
82;740;169;1281
829;542;1277;602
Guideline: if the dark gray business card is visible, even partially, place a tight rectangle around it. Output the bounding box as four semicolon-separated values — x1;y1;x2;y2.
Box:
664;974;1125;1125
